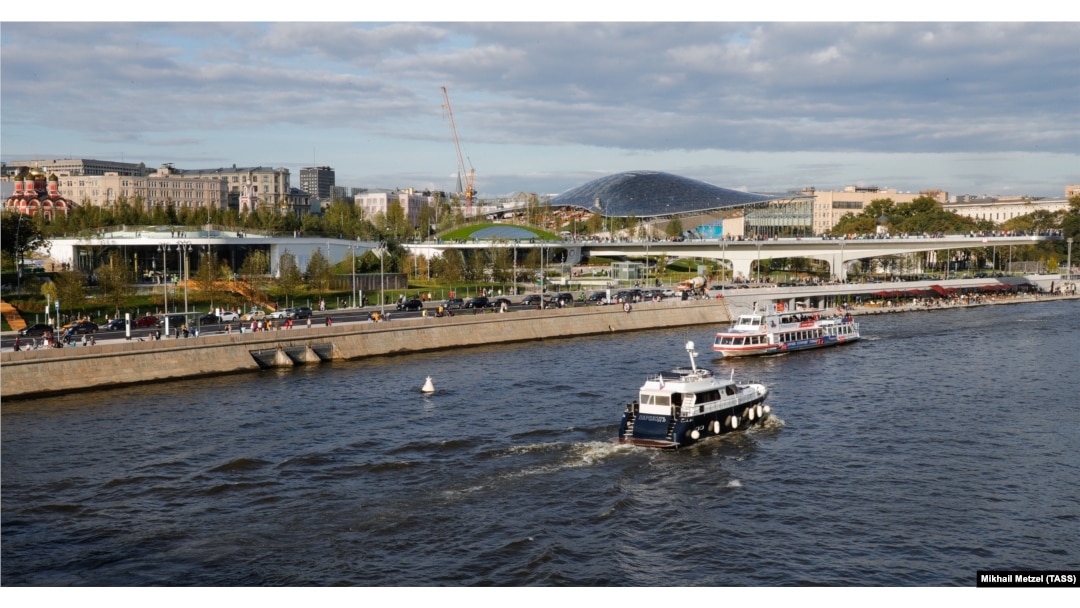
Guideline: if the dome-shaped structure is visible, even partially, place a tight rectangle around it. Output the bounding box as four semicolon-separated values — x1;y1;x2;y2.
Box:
549;170;776;218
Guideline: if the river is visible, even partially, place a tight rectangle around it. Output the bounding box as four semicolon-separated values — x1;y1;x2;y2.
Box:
2;300;1078;586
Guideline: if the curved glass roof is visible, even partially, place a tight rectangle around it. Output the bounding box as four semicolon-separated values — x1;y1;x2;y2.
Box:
550;170;776;218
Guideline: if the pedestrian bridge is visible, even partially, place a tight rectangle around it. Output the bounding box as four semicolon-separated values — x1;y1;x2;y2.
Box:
406;234;1058;280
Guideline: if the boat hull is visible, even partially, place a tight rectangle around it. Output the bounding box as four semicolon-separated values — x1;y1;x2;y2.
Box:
619;391;769;449
714;334;860;357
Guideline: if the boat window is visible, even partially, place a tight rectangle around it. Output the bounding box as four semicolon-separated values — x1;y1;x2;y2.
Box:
725;385;737;396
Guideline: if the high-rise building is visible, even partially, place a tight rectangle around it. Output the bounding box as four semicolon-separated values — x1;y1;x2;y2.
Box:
300;166;335;200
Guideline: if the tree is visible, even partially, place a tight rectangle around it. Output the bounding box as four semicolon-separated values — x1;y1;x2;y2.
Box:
94;251;136;316
52;270;88;319
0;211;49;275
666;217;684;239
193;252;229;310
305;248;332;294
275;250;304;305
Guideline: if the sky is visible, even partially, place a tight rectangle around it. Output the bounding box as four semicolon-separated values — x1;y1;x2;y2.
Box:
2;4;1078;201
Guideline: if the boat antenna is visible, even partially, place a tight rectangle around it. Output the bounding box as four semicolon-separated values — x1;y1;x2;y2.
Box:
685;340;699;372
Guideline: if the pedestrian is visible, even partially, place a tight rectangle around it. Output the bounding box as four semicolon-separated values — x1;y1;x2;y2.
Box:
306;317;311;329
13;336;20;351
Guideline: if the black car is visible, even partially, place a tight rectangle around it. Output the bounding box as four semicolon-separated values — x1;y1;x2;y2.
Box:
396;299;424;311
198;313;220;325
443;298;465;309
156;314;186;329
19;323;54;337
586;291;607;304
520;294;545;307
105;319;128;331
65;321;99;335
487;297;512;310
293;306;313;319
463;296;489;309
551;292;574;306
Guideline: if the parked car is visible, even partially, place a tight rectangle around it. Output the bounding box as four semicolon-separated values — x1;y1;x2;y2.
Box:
293;307;313;319
66;321;99;335
133;315;158;328
443;298;465;309
267;308;296;320
218;311;240;322
19;323;54;337
396;299;424;311
463;296;489;309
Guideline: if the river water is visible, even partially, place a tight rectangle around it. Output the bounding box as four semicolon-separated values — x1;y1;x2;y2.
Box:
2;300;1078;586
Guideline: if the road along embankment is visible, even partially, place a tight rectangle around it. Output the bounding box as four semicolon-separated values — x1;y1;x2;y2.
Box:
0;299;733;401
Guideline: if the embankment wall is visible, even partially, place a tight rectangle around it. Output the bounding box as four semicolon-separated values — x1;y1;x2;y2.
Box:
0;299;732;400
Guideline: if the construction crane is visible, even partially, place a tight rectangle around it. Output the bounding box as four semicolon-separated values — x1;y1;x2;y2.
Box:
441;86;476;217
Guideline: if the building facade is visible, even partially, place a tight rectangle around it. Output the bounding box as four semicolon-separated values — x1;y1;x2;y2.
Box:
3;167;76;219
806;186;948;235
355;189;428;227
299;166;335;200
52;165;229;213
943;196;1072;223
4;158;148;177
179;165;291;212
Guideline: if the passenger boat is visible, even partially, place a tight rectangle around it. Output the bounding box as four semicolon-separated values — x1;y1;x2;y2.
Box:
712;306;860;357
619;341;770;449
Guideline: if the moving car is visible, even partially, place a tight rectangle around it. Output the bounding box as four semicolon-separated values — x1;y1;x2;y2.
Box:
156;315;186;329
488;297;512;310
65;321;99;335
396;299;424;311
218;311;240;322
134;315;158;328
463;296;489;309
443;298;465;309
267;308;296;320
105;319;128;331
19;323;54;337
242;310;266;321
520;294;545;307
293;307;313;319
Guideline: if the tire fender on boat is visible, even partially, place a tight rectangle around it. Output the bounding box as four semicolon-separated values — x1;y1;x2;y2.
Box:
712;420;721;434
747;407;755;421
756;404;763;419
728;415;739;429
690;429;700;441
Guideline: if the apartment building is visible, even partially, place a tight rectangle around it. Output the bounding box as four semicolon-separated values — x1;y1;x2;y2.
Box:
4;158;148;177
355;188;428;227
300;166;335;200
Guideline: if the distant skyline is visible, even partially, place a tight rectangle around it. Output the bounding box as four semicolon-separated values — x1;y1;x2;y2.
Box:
3;10;1078;200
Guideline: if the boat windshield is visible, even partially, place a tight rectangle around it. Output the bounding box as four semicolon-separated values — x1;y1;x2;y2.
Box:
640;392;671;406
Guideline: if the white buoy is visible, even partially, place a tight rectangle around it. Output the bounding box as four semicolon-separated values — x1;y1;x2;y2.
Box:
690;429;700;440
763;405;771;414
421;376;435;393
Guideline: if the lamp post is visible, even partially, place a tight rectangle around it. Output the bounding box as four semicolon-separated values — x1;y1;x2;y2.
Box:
176;241;191;313
1067;238;1073;280
379;242;386;316
157;243;169;314
347;242;360;308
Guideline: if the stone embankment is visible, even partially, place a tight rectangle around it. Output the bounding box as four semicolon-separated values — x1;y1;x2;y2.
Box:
0;299;733;400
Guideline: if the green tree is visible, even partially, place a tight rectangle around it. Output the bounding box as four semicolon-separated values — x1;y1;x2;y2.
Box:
305;248;332;294
94;251;136;316
0;211;49;274
52;271;88;319
665;217;684;239
275;250;304;305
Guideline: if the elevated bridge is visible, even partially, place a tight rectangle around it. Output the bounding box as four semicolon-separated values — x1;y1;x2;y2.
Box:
407;234;1058;280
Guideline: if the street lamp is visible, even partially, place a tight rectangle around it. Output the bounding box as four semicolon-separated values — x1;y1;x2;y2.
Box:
1068;238;1074;280
157;243;169;314
176;241;191;313
379;242;386;316
347;242;360;308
